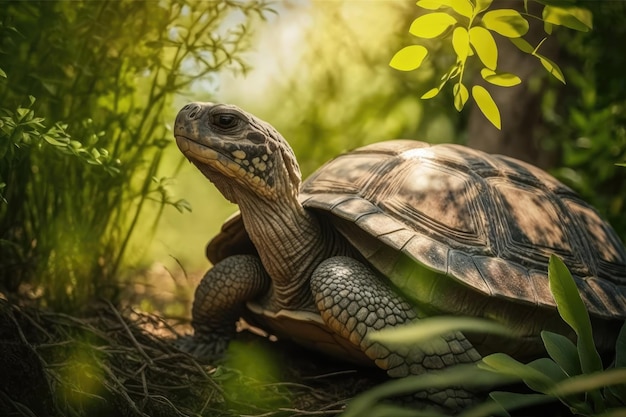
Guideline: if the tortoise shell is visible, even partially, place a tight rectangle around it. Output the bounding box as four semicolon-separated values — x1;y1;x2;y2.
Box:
208;140;626;322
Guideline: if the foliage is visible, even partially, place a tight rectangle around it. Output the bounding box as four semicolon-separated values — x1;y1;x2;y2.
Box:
544;1;626;239
391;0;592;129
344;255;626;416
0;0;270;310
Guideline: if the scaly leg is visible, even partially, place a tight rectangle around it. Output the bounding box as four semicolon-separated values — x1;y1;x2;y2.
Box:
310;256;481;410
178;254;269;359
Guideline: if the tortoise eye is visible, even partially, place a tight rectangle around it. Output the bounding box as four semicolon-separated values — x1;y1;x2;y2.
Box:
212;113;239;129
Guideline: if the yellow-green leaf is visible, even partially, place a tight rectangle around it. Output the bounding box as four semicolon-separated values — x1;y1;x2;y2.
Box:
445;0;473;18
469;26;497;70
480;68;521;87
421;87;441;99
509;37;533;53
416;0;444;10
543;5;592;32
482;9;529;38
416;0;473;17
409;13;457;39
389;45;429;71
452;27;470;61
474;0;493;14
535;53;565;84
472;85;501;129
544;20;553;35
453;82;469;111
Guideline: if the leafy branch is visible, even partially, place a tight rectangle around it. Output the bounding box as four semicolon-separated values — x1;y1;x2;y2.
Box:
390;0;593;129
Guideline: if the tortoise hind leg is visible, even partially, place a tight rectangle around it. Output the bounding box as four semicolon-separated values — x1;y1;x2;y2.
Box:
310;256;481;410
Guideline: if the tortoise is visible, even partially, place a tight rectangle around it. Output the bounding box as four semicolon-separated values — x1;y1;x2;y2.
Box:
174;102;626;409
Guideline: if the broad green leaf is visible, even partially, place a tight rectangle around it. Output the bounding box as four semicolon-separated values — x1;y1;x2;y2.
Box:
548;255;603;375
344;364;517;417
489;392;556;415
452;26;470;60
527;357;568;384
416;0;444;10
480;69;521;87
544;20;553;35
369;316;515;345
416;0;473;17
445;0;473;18
0;68;6;78
421;87;441;99
469;26;497;70
482;9;529;38
548;368;626;398
543;5;592;32
453;82;469;111
474;0;493;15
409;13;457;39
535;53;565;84
389;45;429;71
509;37;533;53
541;331;581;377
472;85;501;129
480;353;554;392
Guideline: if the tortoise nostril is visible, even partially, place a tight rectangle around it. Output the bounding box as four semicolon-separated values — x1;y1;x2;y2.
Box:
188;106;200;119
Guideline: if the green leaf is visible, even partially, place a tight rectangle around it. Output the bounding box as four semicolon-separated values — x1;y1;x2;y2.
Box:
469;26;497;70
608;322;626;402
482;9;529;38
489;392;556;415
409;13;458;39
509;37;533;53
472;85;501;129
416;0;445;10
541;331;581;377
542;5;592;32
421;87;441;99
480;69;521;87
445;0;473;18
344;364;516;417
452;26;470;60
480;353;555;393
43;134;70;147
173;199;192;213
0;68;6;78
453;82;469;111
548;368;626;398
474;0;493;15
369;316;515;345
389;45;429;71
534;53;565;84
527;357;568;384
544;20;554;35
416;0;473;18
548;255;603;375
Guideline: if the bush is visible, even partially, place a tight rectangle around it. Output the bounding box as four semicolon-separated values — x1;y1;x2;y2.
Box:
0;0;271;310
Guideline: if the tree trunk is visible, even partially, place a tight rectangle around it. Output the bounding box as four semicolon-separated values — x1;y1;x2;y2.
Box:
466;1;559;169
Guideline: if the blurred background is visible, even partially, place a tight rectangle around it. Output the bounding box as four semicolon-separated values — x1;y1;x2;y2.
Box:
1;0;625;316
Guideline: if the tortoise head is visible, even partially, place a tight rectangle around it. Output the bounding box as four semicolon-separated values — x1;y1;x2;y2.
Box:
174;102;301;203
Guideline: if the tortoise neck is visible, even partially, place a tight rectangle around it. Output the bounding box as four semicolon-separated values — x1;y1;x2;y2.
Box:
237;194;338;311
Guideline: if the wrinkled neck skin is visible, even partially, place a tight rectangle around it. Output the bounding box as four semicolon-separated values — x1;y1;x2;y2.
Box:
236;189;352;312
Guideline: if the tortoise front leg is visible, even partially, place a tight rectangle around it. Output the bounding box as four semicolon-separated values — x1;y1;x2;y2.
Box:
310;256;481;410
178;254;269;360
